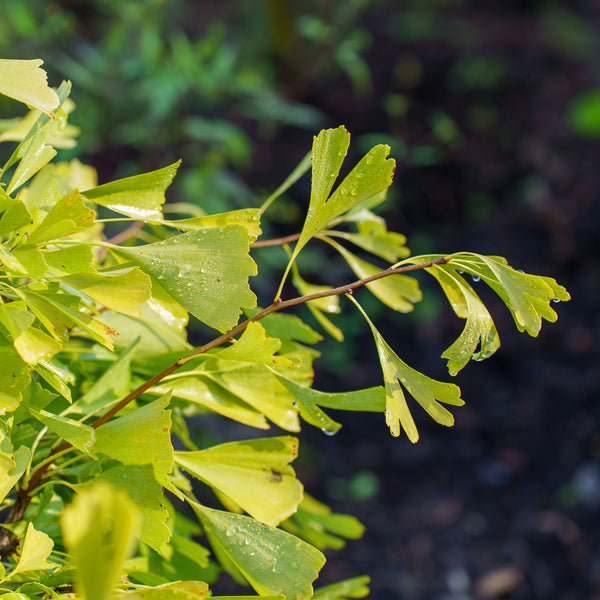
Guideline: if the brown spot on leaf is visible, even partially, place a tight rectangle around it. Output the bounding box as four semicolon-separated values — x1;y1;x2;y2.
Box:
268;468;283;483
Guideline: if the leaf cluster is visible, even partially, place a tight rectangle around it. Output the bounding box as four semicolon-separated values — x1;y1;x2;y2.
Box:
0;60;569;600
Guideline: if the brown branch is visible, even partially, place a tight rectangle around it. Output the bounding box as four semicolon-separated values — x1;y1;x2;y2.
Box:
1;256;449;547
251;232;302;248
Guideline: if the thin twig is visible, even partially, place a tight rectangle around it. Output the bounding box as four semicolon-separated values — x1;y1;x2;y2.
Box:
2;255;449;543
96;221;145;263
251;232;302;248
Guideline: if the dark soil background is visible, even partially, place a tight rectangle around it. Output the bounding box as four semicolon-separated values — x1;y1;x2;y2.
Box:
3;1;599;598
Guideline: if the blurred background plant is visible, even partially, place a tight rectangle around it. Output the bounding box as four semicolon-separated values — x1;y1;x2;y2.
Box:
1;1;598;598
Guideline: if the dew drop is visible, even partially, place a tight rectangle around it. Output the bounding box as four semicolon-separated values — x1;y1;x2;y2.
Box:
449;372;457;377
321;428;336;436
471;274;481;282
552;298;560;303
458;270;464;275
226;525;235;537
200;267;208;274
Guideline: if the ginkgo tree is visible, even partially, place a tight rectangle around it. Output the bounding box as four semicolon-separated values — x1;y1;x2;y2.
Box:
0;59;569;600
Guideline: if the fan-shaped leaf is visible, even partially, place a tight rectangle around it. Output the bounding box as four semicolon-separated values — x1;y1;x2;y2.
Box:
176;436;303;527
112;226;257;332
11;523;57;575
192;503;325;600
82;162;180;220
0;59;59;116
61;482;140;600
349;296;463;442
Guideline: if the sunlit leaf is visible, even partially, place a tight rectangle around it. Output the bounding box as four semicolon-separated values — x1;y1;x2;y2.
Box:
88;464;171;556
349;296;463;442
327;238;421;312
11;522;57;574
175;436;303;527
327;218;410;262
0;200;31;237
151;374;268;430
112;226;257;332
61;481;140;600
25;403;95;454
113;581;209;600
0;59;59;116
26;189;96;245
292;126;395;262
7;124;56;193
447;253;570;335
211;364;300;431
212;322;293;368
93;394;173;485
425;263;500;374
20;287;117;349
59;267;151;317
313;576;370;599
192;503;325;599
0;446;31;504
0;345;31;414
170;208;262;242
276;377;385;435
82;162;180;220
282;495;364;551
43;244;96;274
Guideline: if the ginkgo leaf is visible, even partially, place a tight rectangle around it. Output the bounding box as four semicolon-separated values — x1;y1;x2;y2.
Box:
292;126;395;261
313;576;371;600
0;345;31;414
87;464;171;556
11;522;57;574
26;189;96;245
349;295;463;442
5;81;72;172
61;481;140;600
425;263;500;374
212;322;293;367
169;208;262;242
25;403;95;454
275;377;385;435
210;364;300;431
113;581;209;600
0;200;31;236
282;495;364;552
151;374;269;430
0;446;31;504
82;162;180;220
93;394;173;486
446;253;570;335
7;124;56;193
0;59;59;116
326;218;410;263
43;245;96;274
327;238;421;312
112;226;257;332
34;358;73;401
0;301;62;364
175;436;303;527
192;503;325;600
20;287;117;349
58;268;152;317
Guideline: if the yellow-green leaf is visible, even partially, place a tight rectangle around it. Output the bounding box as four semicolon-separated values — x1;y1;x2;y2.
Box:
93;394;173;485
61;482;140;600
175;436;303;526
0;345;31;414
170;208;262;242
292;126;395;261
26;189;96;245
192;503;325;600
0;59;59;116
87;464;171;556
112;226;257;332
327;238;421;312
82;162;180;220
58;268;151;317
313;576;370;599
11;523;57;575
349;296;463;442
